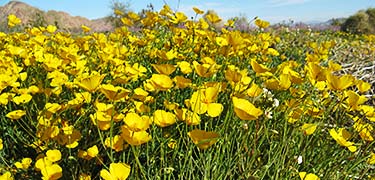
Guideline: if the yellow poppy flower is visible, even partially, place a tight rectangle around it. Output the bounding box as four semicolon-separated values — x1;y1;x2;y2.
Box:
344;90;367;110
356;80;371;93
301;123;317;135
132;88;149;101
46;25;57;33
305;62;326;83
193;61;218;78
45;103;61;114
163;100;179;111
207;103;224;118
75;92;92;103
42;54;62;71
190;87;223;117
100;162;131;180
87;145;99;158
170;12;187;24
114;9;124;16
328;60;342;71
198;18;209;29
134;101;151;113
174;108;201;125
121;17;133;26
225;19;235;27
76;73;105;93
201;57;216;65
299;172;320;180
250;59;272;76
124;63;147;81
41;164;62;180
104;135;125;152
78;146;98;160
193;7;204;14
353;119;374;142
0;93;15;105
47;71;69;87
6;110;26;120
46;149;62;163
149;74;174;91
153;110;176;127
174;76;192;89
177;61;193;74
121;126;151;146
14;158;32;169
225;66;242;83
151;64;176;75
123;112;150;132
35;157;53;171
90;111;112;131
326;73;354;91
255;18;270;29
100;84;131;101
360;105;375;122
188;129;219;149
160;4;172;16
157;49;177;60
232;97;263;120
81;25;91;33
128;11;140;20
0;171;13;180
247;83;263;97
8;14;21;28
95;102;114;112
368;153;375;165
79;173;91;180
12;93;32;105
205;12;221;24
329;128;357;152
279;74;292;90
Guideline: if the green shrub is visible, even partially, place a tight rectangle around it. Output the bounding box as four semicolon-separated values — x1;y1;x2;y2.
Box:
341;8;375;34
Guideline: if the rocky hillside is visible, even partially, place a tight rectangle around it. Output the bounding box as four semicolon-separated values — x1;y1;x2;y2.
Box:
0;1;113;32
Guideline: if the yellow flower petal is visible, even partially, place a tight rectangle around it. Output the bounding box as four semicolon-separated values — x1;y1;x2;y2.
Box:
149;74;173;91
87;145;99;158
301;123;317;135
151;64;176;75
0;171;13;180
123;112;150;132
207;103;223;117
153;110;176;127
8;14;21;28
41;164;62;180
299;172;320;180
100;162;131;180
121;126;151;146
76;74;105;92
188;129;219;149
232;97;263;120
6;110;26;120
46;149;62;163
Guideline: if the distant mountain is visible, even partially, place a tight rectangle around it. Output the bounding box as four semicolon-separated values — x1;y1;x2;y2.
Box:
0;1;113;32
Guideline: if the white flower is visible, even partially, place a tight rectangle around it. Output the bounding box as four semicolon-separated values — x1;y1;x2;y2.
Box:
262;88;273;100
273;98;280;107
265;110;273;119
297;155;302;164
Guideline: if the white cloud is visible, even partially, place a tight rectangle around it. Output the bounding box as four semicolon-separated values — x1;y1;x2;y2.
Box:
268;0;312;7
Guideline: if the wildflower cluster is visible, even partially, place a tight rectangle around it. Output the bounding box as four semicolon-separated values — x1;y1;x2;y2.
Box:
0;6;374;179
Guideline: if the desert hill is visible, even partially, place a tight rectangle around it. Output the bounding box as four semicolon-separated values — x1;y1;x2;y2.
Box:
0;1;113;32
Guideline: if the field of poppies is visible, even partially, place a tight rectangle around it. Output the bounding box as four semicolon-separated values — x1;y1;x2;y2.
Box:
0;5;374;180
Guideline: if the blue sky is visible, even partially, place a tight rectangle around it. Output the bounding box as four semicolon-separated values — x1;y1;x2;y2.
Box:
1;0;374;23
